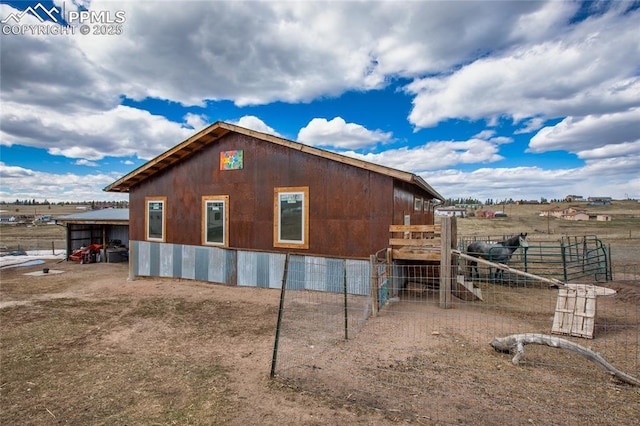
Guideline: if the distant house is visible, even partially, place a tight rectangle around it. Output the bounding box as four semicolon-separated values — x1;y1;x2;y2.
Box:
596;214;612;222
563;211;590;221
540;206;564;218
476;210;495;218
435;207;466;217
587;197;612;206
565;195;585;202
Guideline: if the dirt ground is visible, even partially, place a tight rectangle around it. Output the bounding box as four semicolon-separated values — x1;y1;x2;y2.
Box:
1;260;404;425
1;201;639;424
1;258;639;425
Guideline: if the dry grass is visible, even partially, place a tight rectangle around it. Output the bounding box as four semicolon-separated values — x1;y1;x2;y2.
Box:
447;200;640;266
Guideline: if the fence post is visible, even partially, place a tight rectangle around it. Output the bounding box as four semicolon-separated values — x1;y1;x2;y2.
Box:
440;216;453;309
561;242;568;282
343;259;349;340
369;255;378;318
386;248;392;298
270;253;290;378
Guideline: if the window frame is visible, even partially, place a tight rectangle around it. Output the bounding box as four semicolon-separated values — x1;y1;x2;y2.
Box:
202;195;229;247
145;196;166;242
414;197;423;212
274;186;309;249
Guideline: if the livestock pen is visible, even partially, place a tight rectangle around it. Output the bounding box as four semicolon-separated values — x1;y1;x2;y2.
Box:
270;218;639;424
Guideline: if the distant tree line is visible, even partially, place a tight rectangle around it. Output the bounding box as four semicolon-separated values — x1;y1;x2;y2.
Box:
2;200;129;209
442;197;569;207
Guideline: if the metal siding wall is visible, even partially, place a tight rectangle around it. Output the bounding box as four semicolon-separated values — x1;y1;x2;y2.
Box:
149;242;160;277
347;259;370;296
237;251;256;287
159;243;173;277
304;256;326;292
256;252;270;288
194;247;209;281
137;241;151;276
326;258;344;293
286;255;306;290
172;244;182;278
268;253;287;289
130;242;369;295
208;247;225;283
108;225;129;246
224;249;237;285
182;245;196;280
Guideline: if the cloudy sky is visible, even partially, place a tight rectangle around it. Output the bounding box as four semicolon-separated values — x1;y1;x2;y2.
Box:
1;0;639;203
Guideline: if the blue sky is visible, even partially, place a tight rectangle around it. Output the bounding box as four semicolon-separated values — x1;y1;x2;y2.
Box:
1;0;639;203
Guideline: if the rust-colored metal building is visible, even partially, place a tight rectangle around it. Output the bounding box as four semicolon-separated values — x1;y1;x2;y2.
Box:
105;121;444;290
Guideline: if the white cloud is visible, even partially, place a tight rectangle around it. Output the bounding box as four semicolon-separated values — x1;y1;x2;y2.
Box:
297;117;392;149
407;8;640;128
231;116;281;137
1;103;194;160
0;162;126;203
515;117;546;134
577;141;640;161
341;138;504;172
183;113;208;131
1;1;639;203
421;164;640;201
34;1;583;108
75;159;98;167
528;108;640;154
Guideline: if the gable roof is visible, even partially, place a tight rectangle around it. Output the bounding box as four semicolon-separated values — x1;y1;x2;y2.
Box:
104;121;444;200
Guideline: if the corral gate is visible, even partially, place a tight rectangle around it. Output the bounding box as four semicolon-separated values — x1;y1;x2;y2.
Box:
458;235;611;283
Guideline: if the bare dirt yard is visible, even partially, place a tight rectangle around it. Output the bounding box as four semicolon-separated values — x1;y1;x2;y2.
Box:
2;259;639;425
1;200;639;424
2;261;397;425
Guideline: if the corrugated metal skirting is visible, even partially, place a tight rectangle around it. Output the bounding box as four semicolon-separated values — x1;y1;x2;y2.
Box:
131;241;370;295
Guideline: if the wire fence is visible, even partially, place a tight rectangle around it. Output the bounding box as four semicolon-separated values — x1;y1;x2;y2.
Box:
0;240;66;255
271;256;639;424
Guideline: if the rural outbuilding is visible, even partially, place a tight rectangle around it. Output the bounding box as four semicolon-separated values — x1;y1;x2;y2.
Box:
56;209;129;263
104;121;444;289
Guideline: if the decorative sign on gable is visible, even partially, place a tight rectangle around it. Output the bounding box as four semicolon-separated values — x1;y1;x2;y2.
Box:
220;150;243;170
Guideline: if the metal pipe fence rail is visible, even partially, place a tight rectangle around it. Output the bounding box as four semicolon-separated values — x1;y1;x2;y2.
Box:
458;235;611;284
271;256;639;424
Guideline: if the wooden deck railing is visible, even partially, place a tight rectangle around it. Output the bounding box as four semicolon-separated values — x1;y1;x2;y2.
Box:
388;224;442;261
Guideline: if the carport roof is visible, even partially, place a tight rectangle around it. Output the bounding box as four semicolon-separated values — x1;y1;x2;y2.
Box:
103;121;445;201
56;209;129;224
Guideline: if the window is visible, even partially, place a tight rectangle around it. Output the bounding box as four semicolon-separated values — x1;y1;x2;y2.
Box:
145;197;166;242
202;195;229;246
274;187;309;249
414;197;423;212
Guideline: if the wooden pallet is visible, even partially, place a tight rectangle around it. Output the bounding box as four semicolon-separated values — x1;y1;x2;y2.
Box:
551;284;615;339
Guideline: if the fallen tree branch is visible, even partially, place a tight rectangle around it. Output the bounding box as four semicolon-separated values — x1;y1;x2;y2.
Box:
491;333;640;387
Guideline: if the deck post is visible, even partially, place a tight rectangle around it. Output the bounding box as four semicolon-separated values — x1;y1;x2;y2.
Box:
439;216;454;308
